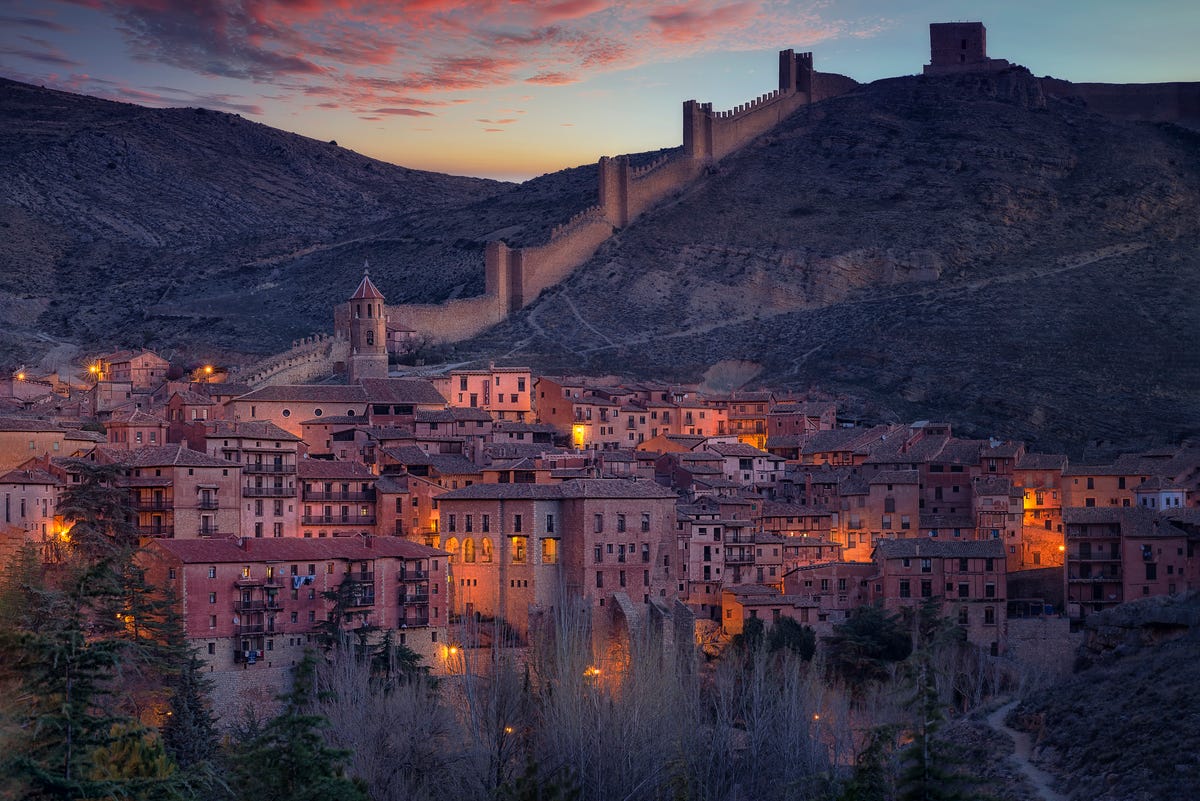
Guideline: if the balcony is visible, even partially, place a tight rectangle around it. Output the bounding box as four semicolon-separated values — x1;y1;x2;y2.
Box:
346;572;375;584
197;498;220;510
235;599;266;612
399;591;429;605
137;526;174;538
400;616;430;627
243;486;296;498
725;551;755;565
243;463;297;474
234;648;266;664
301;514;376;526
346;590;375;608
303;490;376;502
134;499;171;511
199;527;234;538
237;623;266;636
399;568;428;581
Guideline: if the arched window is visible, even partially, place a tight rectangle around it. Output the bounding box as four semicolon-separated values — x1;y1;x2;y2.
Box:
366;331;374;346
444;537;460;563
480;537;493;563
463;538;476;563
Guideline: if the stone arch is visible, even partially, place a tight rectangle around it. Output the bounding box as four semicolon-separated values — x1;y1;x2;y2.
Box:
463;537;476;563
444;537;460;563
480;537;493;563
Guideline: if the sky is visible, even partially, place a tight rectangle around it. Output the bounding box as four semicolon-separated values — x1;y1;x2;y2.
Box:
2;1;1198;182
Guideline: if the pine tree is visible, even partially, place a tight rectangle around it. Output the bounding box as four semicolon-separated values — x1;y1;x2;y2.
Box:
896;598;969;801
229;652;367;801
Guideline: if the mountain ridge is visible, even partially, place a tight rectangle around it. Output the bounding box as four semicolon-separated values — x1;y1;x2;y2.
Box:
2;70;1198;451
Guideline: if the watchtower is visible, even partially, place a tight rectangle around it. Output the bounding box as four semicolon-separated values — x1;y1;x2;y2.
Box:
924;22;1009;75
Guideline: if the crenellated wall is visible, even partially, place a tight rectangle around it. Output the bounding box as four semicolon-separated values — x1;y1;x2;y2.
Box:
240;333;348;388
376;47;858;346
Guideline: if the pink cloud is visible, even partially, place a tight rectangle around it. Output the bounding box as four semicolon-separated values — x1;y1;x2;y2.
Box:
525;71;578;85
647;2;759;43
373;107;435;116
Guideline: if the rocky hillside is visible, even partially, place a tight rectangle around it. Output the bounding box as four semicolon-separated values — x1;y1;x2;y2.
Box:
0;77;602;364
1011;594;1200;801
4;70;1199;450
467;68;1200;451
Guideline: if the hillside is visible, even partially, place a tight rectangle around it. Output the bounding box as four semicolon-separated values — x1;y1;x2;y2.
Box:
1010;594;1200;800
4;69;1199;450
465;69;1200;451
0;77;601;364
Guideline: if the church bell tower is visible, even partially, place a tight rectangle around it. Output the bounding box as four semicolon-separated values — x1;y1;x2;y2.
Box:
346;267;388;381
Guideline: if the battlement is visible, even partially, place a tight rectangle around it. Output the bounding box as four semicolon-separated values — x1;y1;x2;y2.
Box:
374;45;856;347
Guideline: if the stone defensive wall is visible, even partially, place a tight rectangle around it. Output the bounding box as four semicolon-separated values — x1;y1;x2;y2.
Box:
383;49;859;345
239;333;347;388
1041;77;1200;127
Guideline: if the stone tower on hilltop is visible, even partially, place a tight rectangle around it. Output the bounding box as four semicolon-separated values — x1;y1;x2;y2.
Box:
923;22;1010;75
338;267;388;382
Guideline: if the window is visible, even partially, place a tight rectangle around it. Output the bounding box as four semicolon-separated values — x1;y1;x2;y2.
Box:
546;514;555;533
921;580;932;598
596;571;603;588
543;538;557;564
641;513;651;533
959;558;969;572
617;514;626;533
513;514;523;533
448;514;457;532
208;566;217;579
958;607;969;625
209;592;217;604
594;545;602;563
920;558;932;573
482;514;490;532
511;536;526;564
985;583;996;598
958;583;969;598
899;580;911;598
984;607;996;625
594;514;603;533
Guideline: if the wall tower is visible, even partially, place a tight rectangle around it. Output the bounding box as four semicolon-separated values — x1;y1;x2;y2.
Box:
346;267;388;381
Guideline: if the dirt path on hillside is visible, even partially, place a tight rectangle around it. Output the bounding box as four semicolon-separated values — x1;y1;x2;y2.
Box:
987;699;1068;801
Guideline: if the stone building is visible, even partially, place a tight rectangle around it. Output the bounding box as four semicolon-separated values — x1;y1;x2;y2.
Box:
140;535;447;720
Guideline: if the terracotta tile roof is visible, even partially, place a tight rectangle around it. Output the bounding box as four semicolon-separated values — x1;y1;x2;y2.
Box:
0;466;61;485
972;475;1017;495
1063;507;1188;538
297;459;376;479
358;378;446;405
1017;453;1069;471
874;539;1005;560
169;390;215;406
236;385;368;403
148;535;444;564
869;469;920;485
349;272;385;300
0;416;64;432
121;444;239;469
108;410;168;425
709;442;777;459
205;420;301;441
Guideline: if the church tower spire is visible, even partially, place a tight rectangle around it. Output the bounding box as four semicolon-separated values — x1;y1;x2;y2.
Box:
347;261;388;381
